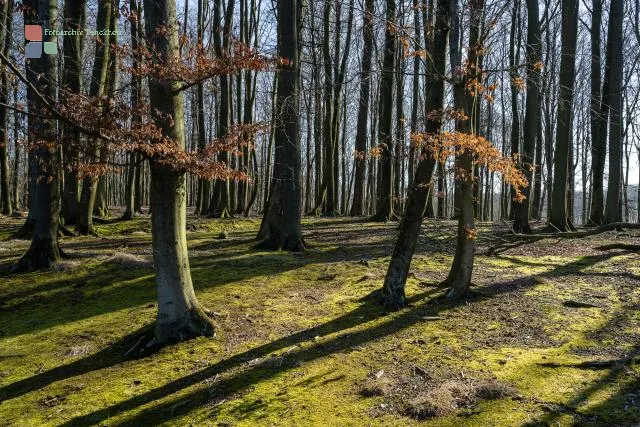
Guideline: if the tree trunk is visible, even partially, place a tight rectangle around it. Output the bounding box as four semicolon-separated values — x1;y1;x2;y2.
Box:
0;0;13;216
76;0;112;235
14;0;61;271
60;0;85;225
209;0;234;219
549;0;578;231
514;0;541;233
381;0;450;308
123;0;142;220
587;0;605;225
350;0;374;216
444;0;484;299
143;0;214;345
603;0;623;224
508;0;521;222
256;0;305;251
372;0;397;222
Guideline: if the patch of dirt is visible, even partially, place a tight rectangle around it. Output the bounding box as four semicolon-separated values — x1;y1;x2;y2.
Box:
362;366;517;420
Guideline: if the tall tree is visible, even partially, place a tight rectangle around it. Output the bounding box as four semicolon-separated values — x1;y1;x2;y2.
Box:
549;0;578;231
603;0;624;223
508;0;521;222
373;0;397;222
349;0;374;216
14;0;61;270
142;0;214;344
514;0;542;233
0;0;13;216
587;0;605;225
256;0;304;251
60;0;86;225
209;0;234;218
381;0;450;308
123;0;142;220
443;0;484;298
76;0;112;235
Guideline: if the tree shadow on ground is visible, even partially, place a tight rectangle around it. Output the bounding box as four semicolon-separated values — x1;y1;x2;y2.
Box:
0;325;152;402
494;247;639;280
59;277;542;426
524;308;640;426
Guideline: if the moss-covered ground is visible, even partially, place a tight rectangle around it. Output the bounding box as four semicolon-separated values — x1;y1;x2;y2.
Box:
0;213;638;426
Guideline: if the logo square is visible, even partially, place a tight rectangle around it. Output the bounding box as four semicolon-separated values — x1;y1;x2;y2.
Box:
43;42;57;54
25;42;42;59
24;25;42;41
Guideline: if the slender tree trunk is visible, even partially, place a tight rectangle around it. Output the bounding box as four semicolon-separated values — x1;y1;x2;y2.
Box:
209;0;234;218
77;0;112;235
514;0;541;233
508;0;521;222
11;84;20;211
603;0;623;224
123;0;141;220
444;0;484;299
587;0;605;225
0;0;13;216
381;0;450;308
350;0;374;216
372;0;397;222
59;0;85;225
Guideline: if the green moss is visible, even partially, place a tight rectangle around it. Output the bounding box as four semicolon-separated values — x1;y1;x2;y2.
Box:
0;216;638;425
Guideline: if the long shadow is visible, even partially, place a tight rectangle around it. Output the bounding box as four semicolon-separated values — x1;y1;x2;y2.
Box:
0;325;151;403
495;249;638;280
0;232;423;339
525;309;640;426
60;277;541;426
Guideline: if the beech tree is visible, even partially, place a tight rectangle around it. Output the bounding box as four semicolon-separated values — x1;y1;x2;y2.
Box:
349;0;374;217
140;0;215;344
372;0;397;222
382;0;450;308
549;0;579;231
14;0;61;270
76;0;112;235
0;0;12;217
256;0;305;251
513;0;542;233
603;0;624;224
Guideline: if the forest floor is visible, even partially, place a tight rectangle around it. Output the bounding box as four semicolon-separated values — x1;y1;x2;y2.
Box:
0;212;639;426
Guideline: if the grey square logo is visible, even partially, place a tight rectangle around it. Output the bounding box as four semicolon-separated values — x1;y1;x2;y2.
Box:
25;42;42;59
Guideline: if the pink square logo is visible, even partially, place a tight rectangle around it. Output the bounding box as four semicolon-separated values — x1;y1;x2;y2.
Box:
25;25;42;41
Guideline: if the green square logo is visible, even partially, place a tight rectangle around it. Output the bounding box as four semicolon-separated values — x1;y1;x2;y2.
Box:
43;42;57;54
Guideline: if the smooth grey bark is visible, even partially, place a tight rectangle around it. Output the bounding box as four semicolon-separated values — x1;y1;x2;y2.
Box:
372;0;397;222
143;0;214;345
588;0;605;225
256;0;304;251
550;0;578;231
444;0;484;299
60;0;85;225
0;0;12;216
350;0;374;216
123;0;142;220
603;0;624;224
14;0;61;271
381;0;450;308
76;0;111;235
508;0;521;222
514;0;542;233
